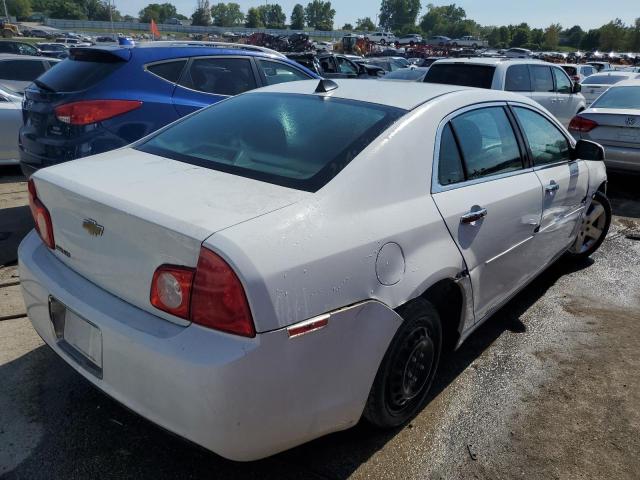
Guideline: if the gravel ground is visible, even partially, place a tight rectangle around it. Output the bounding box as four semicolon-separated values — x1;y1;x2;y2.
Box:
1;167;639;479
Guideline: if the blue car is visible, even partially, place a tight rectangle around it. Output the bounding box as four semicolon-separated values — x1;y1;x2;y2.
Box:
19;42;318;176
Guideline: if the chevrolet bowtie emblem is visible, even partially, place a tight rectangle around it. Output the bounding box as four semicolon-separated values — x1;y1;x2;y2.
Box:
82;218;104;237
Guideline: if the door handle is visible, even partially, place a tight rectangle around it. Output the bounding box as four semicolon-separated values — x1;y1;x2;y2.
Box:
545;183;560;193
460;208;488;224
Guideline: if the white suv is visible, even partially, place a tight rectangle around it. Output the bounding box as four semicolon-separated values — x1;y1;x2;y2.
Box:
366;31;397;45
423;58;587;126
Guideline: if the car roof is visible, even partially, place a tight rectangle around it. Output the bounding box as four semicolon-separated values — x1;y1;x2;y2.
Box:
250;79;522;110
133;41;286;58
610;79;640;87
430;57;545;66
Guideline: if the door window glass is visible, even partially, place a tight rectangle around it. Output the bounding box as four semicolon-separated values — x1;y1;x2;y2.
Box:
530;65;554;92
16;43;38;55
505;64;531;91
513;107;571;165
438;124;465;185
450;107;523;180
336;57;358;75
147;60;187;83
0;60;46;81
319;57;337;73
0;43;14;53
552;67;572;94
257;60;310;85
180;58;257;96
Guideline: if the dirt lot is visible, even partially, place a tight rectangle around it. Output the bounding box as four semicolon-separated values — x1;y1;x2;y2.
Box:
1;166;639;479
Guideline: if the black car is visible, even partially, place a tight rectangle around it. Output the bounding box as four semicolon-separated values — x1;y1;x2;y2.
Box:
286;53;384;78
36;43;69;59
0;40;42;56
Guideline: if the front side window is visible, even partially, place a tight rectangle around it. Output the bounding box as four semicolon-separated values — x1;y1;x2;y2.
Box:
16;43;37;55
513;107;571;165
530;65;554;92
137;93;405;192
505;64;531;92
319;57;337;73
449;107;523;180
336;57;357;75
180;57;257;96
552;67;572;94
258;60;310;85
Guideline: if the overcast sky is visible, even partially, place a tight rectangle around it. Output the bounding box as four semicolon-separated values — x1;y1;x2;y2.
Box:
118;0;639;30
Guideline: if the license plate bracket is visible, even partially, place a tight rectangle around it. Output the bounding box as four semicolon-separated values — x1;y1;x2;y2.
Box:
48;297;103;378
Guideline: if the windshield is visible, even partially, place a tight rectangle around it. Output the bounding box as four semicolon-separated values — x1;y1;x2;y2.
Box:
137;93;405;192
582;74;635;85
424;64;495;88
592;86;640;109
382;69;427;81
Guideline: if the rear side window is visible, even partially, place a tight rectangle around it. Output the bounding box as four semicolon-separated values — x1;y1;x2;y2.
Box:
552;68;572;94
137;93;405;192
424;64;495;89
0;60;46;81
147;60;187;83
438;124;465;185
513;107;571;165
530;65;554;92
34;52;125;92
449;107;523;180
180;57;257;96
257;59;309;85
505;64;531;91
0;43;14;53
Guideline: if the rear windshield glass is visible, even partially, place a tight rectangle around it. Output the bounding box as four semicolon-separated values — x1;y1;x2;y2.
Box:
136;93;405;192
35;51;124;92
424;64;495;88
592;86;640;109
582;74;630;85
382;69;427;80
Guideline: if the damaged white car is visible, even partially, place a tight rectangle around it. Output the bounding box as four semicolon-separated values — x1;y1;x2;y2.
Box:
20;79;610;461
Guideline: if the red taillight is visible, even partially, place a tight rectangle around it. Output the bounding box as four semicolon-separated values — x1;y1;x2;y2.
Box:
150;265;195;319
149;247;255;337
27;179;55;249
55;100;142;125
571;75;580;82
190;247;255;337
568;115;598;133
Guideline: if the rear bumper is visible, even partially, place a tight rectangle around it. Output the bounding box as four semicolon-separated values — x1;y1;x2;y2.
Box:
602;145;640;173
18;231;401;461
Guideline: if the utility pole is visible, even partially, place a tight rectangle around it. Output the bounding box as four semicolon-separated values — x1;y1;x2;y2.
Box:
109;0;115;34
2;0;10;20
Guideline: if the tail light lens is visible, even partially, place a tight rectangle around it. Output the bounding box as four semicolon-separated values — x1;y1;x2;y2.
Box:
150;266;195;319
27;179;55;249
55;100;142;125
568;115;598;133
150;247;255;337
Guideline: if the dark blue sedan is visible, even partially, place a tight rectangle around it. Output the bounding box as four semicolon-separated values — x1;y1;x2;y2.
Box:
19;42;318;176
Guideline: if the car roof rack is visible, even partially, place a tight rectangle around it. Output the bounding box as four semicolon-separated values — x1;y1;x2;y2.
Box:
137;41;286;58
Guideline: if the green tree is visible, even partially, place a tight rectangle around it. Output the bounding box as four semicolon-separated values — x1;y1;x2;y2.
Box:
46;0;85;19
530;28;544;46
580;29;600;50
210;2;244;27
139;3;177;23
564;25;584;48
543;23;561;49
6;0;32;19
486;27;500;47
355;17;375;31
191;0;211;26
419;3;474;36
511;27;530;47
598;18;627;50
304;0;335;30
380;0;421;32
257;4;285;28
245;7;263;28
290;3;305;30
629;18;640;51
85;0;121;21
342;23;353;30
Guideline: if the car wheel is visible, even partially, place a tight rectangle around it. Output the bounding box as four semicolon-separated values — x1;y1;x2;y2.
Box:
364;298;442;428
410;41;415;47
472;43;478;49
567;191;611;259
380;39;386;45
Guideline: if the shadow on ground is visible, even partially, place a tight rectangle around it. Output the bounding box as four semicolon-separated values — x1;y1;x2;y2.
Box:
0;255;593;480
607;172;640;219
0;206;32;266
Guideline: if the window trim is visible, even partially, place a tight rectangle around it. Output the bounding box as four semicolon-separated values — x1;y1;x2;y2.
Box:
431;101;530;194
144;57;189;85
174;55;261;97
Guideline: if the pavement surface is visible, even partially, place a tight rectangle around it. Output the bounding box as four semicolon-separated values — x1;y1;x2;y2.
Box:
1;166;639;479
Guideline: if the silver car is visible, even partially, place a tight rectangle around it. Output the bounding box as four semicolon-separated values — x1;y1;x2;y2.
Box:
0;84;22;166
569;79;640;172
580;71;640;106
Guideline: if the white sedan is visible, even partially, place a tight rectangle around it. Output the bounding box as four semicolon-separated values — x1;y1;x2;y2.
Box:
20;80;610;461
0;84;23;166
580;71;640;106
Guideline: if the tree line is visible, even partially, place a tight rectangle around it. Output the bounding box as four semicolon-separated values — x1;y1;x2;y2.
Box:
4;0;640;51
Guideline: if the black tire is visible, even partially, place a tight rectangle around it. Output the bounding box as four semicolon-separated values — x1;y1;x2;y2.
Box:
566;190;611;259
364;298;442;428
380;39;386;46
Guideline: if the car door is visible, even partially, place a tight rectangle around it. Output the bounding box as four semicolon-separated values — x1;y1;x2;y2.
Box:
551;66;580;125
529;65;557;116
317;56;347;78
171;56;259;116
431;105;544;321
0;93;21;162
511;105;588;259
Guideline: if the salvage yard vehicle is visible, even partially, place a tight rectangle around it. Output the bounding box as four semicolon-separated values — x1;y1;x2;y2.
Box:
18;42;317;177
423;58;586;126
396;34;423;46
580;71;640;106
365;31;397;45
0;83;23;166
560;63;597;83
20;79;611;461
0;54;59;92
569;80;640;172
0;40;42;56
448;36;488;48
286;52;384;78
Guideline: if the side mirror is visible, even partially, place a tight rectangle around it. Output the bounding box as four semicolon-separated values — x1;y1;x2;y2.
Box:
573;139;605;161
572;82;582;94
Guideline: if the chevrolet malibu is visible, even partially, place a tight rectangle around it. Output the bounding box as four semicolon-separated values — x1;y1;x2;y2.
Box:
20;79;611;461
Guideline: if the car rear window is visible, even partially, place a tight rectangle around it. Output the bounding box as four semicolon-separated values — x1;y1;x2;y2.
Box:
424;64;495;89
582;74;631;85
137;93;405;192
592;86;640;109
34;50;125;92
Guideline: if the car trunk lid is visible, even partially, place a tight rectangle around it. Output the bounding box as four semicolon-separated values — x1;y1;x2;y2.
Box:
580;109;640;148
33;148;310;325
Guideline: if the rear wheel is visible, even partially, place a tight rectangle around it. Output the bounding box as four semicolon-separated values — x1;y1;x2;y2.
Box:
567;191;611;259
364;298;442;428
